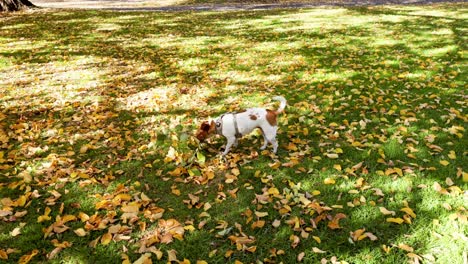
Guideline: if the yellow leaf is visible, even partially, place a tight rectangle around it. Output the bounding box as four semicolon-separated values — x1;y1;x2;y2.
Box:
379;207;396;216
382;244;392;254
287;142;298;151
312;190;321;196
121;253;130;264
18;249;38;264
268;161;281;169
0;249;7;260
101;232;112;245
272;219;281;228
394;168;403;176
324;178;336;185
133;253;152;264
268;187;280;195
251;220;265;229
403;214;412;224
407;253;422;262
400;207;416;218
231;168;240;176
37;207;52;223
290;235;300;248
312;236;321;243
386;217;404;224
113;193;132;203
351;228;366;241
225;250;234;258
121;205;139;213
357;233;368;241
78;212;89;222
61;215;77;223
74;228;87;237
79;145;88;154
297;252;305;262
325;153;339;159
172;188;181;196
328;213;346;229
439;160;449;166
398;243;414;252
167;250;178;263
448;151;456;159
445;177;454;186
333;164;342;171
254;211;268;218
312;247;326;253
10;227;21;237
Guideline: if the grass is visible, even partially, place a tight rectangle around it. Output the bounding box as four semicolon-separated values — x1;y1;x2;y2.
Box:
0;3;467;264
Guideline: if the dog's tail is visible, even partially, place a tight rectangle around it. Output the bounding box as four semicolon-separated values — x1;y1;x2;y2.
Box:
272;96;287;114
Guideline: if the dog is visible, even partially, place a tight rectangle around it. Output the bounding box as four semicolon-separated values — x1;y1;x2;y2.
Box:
196;96;287;156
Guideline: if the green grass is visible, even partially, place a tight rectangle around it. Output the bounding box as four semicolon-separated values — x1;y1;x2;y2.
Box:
0;3;467;264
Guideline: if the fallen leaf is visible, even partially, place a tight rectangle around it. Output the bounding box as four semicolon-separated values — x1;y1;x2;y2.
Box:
101;232;112;245
312;247;326;253
167;250;178;263
398;243;414;252
387;218;405;224
290;235;300;248
328;213;346;229
400;207;416;218
297;252;305;262
272;219;281;228
324;178;336;185
133;253;152;264
312;236;321;243
439;160;449;166
18;249;39;264
10;227;21;237
379;207;396;216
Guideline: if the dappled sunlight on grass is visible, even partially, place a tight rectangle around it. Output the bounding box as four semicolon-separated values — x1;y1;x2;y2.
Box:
0;57;105;110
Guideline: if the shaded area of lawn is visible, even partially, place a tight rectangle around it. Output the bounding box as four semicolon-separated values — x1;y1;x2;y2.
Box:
0;4;466;263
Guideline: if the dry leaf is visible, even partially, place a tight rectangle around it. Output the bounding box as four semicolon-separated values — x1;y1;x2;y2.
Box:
312;247;326;253
398;243;414;252
387;218;405;224
379;207;396;216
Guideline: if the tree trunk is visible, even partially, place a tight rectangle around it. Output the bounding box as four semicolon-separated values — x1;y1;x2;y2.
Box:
0;0;36;12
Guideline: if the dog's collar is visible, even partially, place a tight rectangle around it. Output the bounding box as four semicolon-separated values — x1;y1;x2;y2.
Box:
216;113;242;138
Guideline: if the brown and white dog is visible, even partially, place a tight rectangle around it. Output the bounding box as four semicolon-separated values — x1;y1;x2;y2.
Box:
196;96;287;156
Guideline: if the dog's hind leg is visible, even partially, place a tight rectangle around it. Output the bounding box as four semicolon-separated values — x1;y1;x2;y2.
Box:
270;137;278;153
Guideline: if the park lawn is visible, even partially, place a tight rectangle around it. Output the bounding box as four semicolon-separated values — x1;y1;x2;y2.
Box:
0;3;467;264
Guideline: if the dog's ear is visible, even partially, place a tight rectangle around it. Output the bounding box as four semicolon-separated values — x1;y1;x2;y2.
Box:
207;120;216;133
200;121;210;131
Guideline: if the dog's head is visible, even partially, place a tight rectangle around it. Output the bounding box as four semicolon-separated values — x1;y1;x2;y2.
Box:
196;120;216;141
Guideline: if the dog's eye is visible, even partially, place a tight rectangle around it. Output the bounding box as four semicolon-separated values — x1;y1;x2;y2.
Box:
216;122;221;127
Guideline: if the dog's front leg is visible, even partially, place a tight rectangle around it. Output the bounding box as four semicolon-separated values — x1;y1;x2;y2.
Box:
260;132;268;150
222;137;236;156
